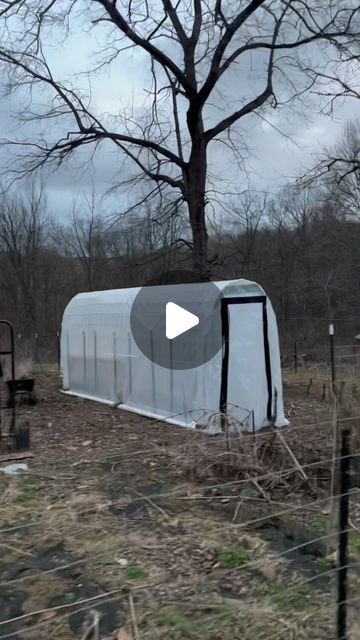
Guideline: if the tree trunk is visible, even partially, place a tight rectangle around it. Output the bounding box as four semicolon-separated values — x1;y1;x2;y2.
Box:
185;136;209;280
188;197;209;279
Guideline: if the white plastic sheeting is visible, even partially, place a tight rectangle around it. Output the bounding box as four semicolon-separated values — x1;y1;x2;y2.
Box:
60;279;288;430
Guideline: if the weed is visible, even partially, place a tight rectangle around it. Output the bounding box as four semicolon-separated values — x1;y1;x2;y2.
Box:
125;565;147;580
218;546;250;568
311;512;331;533
265;583;315;613
157;607;197;638
12;479;37;504
318;555;335;569
154;604;281;640
349;532;360;555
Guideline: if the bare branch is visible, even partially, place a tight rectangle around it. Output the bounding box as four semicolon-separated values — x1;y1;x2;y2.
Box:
95;0;194;93
199;0;267;102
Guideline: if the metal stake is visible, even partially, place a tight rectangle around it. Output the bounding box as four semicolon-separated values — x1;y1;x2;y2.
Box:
337;428;351;640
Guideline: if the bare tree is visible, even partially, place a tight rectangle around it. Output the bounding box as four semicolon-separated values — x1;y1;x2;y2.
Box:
226;194;266;277
207;192;266;279
105;200;192;283
304;120;360;218
0;181;49;329
0;1;359;277
54;190;108;291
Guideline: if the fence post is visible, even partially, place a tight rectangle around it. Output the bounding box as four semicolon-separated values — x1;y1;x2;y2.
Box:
34;332;38;364
337;427;351;640
294;340;297;374
329;323;336;392
94;330;98;396
82;331;87;386
353;345;358;376
150;330;156;407
169;339;174;413
56;331;60;373
128;332;132;397
113;331;117;401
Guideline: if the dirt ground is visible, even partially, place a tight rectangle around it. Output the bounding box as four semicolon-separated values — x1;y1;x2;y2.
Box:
0;368;359;640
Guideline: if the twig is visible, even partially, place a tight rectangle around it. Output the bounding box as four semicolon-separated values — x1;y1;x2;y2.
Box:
0;452;34;463
276;431;308;481
232;499;243;522
133;490;169;520
81;609;100;640
173;494;289;506
129;592;140;640
249;477;270;501
0;487;10;505
349;519;360;534
0;542;34;558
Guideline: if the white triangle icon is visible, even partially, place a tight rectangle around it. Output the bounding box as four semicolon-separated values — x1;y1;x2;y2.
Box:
166;302;199;340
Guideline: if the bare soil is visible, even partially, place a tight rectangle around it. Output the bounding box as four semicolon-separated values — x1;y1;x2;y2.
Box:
0;369;359;640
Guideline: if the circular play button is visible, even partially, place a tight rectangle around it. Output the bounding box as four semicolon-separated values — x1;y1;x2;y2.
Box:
130;270;222;370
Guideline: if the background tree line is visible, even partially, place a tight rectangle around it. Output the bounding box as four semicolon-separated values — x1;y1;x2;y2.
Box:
0;121;359;360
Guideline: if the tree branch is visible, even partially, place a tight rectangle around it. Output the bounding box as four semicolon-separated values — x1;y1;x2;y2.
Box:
95;0;195;93
204;5;281;142
113;139;184;191
199;0;267;102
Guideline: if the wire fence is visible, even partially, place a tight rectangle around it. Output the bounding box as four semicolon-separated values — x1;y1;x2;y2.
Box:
0;318;360;639
278;316;360;364
0;311;358;372
0;403;359;640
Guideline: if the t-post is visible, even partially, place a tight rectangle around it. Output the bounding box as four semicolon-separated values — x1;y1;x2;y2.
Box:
329;323;336;393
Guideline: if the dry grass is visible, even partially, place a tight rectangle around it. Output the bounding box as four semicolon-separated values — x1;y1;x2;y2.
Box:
0;370;359;639
174;419;342;497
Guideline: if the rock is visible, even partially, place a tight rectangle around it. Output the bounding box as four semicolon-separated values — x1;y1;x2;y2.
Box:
116;630;131;640
116;558;129;567
2;463;28;475
256;558;277;581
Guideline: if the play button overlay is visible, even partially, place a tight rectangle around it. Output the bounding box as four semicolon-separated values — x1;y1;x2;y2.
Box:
130;270;222;370
166;302;199;339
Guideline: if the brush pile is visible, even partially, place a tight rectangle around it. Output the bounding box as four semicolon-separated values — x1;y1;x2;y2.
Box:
172;417;359;498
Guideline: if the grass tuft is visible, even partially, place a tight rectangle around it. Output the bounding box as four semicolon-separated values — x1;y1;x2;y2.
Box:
125;564;147;580
218;546;250;569
349;532;360;555
12;479;38;504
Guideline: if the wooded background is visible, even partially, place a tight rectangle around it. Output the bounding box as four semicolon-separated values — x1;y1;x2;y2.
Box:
1;122;359;361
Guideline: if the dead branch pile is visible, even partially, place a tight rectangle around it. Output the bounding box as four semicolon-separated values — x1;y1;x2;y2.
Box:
173;419;344;497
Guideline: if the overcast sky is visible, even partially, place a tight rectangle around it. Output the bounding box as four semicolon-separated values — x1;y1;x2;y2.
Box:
1;4;360;223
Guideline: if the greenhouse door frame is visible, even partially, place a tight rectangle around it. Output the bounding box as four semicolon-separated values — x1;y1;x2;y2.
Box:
219;295;272;421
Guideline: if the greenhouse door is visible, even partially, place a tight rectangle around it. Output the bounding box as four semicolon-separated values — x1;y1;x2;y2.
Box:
220;296;272;429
